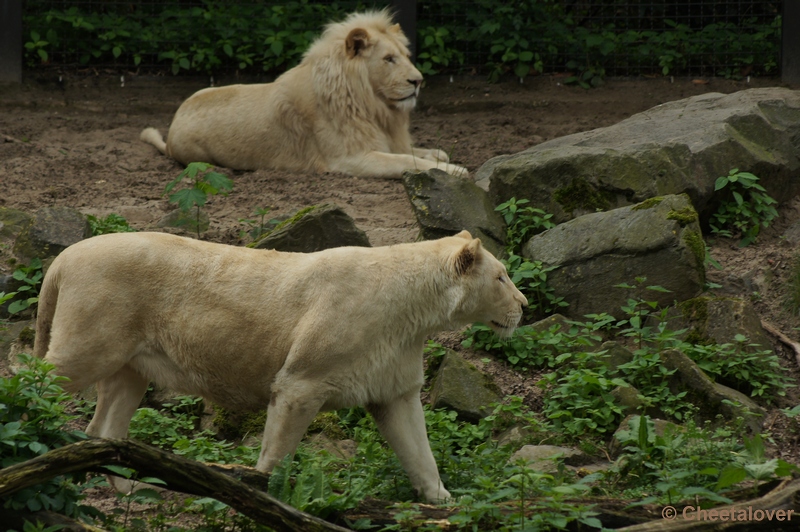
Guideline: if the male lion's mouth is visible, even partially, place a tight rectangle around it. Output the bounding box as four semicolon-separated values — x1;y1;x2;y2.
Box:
491;320;511;329
393;93;417;102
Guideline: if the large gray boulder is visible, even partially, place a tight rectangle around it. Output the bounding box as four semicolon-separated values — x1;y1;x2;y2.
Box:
13;206;91;261
252;204;370;252
522;194;705;318
484;88;800;223
429;349;501;422
402;169;506;257
664;296;771;348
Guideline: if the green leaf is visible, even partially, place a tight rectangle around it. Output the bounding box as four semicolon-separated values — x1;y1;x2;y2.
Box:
105;465;134;478
716;464;747;489
169;188;207;211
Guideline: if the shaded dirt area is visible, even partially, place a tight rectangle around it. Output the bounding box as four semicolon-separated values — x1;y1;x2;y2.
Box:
3;72;800;527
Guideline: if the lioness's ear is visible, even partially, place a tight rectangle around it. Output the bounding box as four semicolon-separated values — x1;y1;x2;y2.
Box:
454;230;473;240
346;28;370;57
454;238;483;276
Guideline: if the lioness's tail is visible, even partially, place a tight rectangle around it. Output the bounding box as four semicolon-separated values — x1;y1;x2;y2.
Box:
140;127;168;155
32;267;59;359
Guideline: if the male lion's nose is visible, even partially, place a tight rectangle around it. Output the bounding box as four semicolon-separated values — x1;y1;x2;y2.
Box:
408;78;422;88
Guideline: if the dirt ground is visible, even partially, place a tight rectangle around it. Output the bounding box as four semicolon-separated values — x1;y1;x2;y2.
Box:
3;71;800;524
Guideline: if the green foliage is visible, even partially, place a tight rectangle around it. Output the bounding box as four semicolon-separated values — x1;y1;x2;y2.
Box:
0;354;93;519
238;206;279;242
493;197;565;321
24;1;779;85
24;1;364;75
683;335;793;400
7;258;43;315
164;162;233;239
416;26;463;76
710;168;778;247
86;213;136;236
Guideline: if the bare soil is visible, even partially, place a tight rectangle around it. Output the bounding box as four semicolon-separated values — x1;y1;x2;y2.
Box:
2;71;800;526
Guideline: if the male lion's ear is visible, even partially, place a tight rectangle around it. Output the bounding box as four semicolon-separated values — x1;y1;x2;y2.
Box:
346;28;370;57
454;230;473;240
389;23;402;34
454;238;483;276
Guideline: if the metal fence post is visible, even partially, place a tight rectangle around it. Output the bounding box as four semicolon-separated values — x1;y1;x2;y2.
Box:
0;0;23;83
783;0;800;83
392;0;418;59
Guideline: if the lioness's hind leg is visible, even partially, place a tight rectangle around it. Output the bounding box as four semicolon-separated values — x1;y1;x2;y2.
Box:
86;364;148;440
256;381;326;473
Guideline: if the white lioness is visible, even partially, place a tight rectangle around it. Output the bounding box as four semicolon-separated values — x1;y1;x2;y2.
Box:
139;10;467;179
34;230;525;502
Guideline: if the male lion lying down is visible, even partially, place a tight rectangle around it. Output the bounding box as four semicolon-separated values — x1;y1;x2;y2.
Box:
34;231;525;502
140;10;468;179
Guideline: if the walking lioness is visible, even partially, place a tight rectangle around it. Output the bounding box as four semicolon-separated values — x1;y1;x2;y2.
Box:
34;231;526;502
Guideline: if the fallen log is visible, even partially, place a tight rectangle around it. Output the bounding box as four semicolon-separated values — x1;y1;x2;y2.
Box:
0;438;351;532
616;479;800;531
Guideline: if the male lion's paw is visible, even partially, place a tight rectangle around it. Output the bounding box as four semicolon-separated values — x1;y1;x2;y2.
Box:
444;164;469;179
427;149;450;163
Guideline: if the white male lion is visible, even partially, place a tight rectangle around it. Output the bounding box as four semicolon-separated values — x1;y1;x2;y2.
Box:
139;10;467;178
34;230;525;502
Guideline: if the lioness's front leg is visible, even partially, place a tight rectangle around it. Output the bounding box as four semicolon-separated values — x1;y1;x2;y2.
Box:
367;391;451;503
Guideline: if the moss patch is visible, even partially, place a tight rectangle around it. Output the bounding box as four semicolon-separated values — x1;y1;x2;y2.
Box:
631;197;665;211
212;406;267;440
681;228;706;283
677;297;713;345
17;327;36;346
248;205;319;248
554;178;611;214
307;411;347;440
667;206;699;226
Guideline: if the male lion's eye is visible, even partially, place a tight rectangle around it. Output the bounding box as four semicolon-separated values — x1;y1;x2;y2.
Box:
384;55;395;63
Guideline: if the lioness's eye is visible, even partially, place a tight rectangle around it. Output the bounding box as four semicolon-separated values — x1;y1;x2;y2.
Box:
498;275;506;283
384;55;395;63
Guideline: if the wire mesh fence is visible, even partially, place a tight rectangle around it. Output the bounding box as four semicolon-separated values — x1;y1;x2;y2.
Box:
22;0;781;79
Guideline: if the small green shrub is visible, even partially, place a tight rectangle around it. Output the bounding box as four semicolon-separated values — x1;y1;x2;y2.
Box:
164;162;233;239
238;206;279;242
0;354;94;520
87;213;136;236
710;168;778;247
7;259;43;315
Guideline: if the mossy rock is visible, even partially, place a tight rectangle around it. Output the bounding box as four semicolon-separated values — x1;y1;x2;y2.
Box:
485;88;800;223
429;349;501;422
522;194;705;318
252;204;370;252
13;206;92;261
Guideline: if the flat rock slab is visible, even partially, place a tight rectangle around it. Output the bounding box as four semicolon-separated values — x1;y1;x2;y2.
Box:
484;88;800;222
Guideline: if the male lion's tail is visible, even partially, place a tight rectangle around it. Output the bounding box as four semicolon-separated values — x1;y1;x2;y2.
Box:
139;127;168;155
32;267;59;359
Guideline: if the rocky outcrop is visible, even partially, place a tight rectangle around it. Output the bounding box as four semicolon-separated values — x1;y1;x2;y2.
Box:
483;88;800;223
403;169;506;257
12;206;91;261
429;349;501;422
522;194;705;318
252;204;370;252
665;296;771;348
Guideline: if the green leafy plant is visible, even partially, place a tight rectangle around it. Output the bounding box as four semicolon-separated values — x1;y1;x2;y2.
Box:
238;206;278;242
7;258;43;315
416;26;463;75
164;162;233;239
86;213;136;236
0;353;94;520
710;168;778;247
